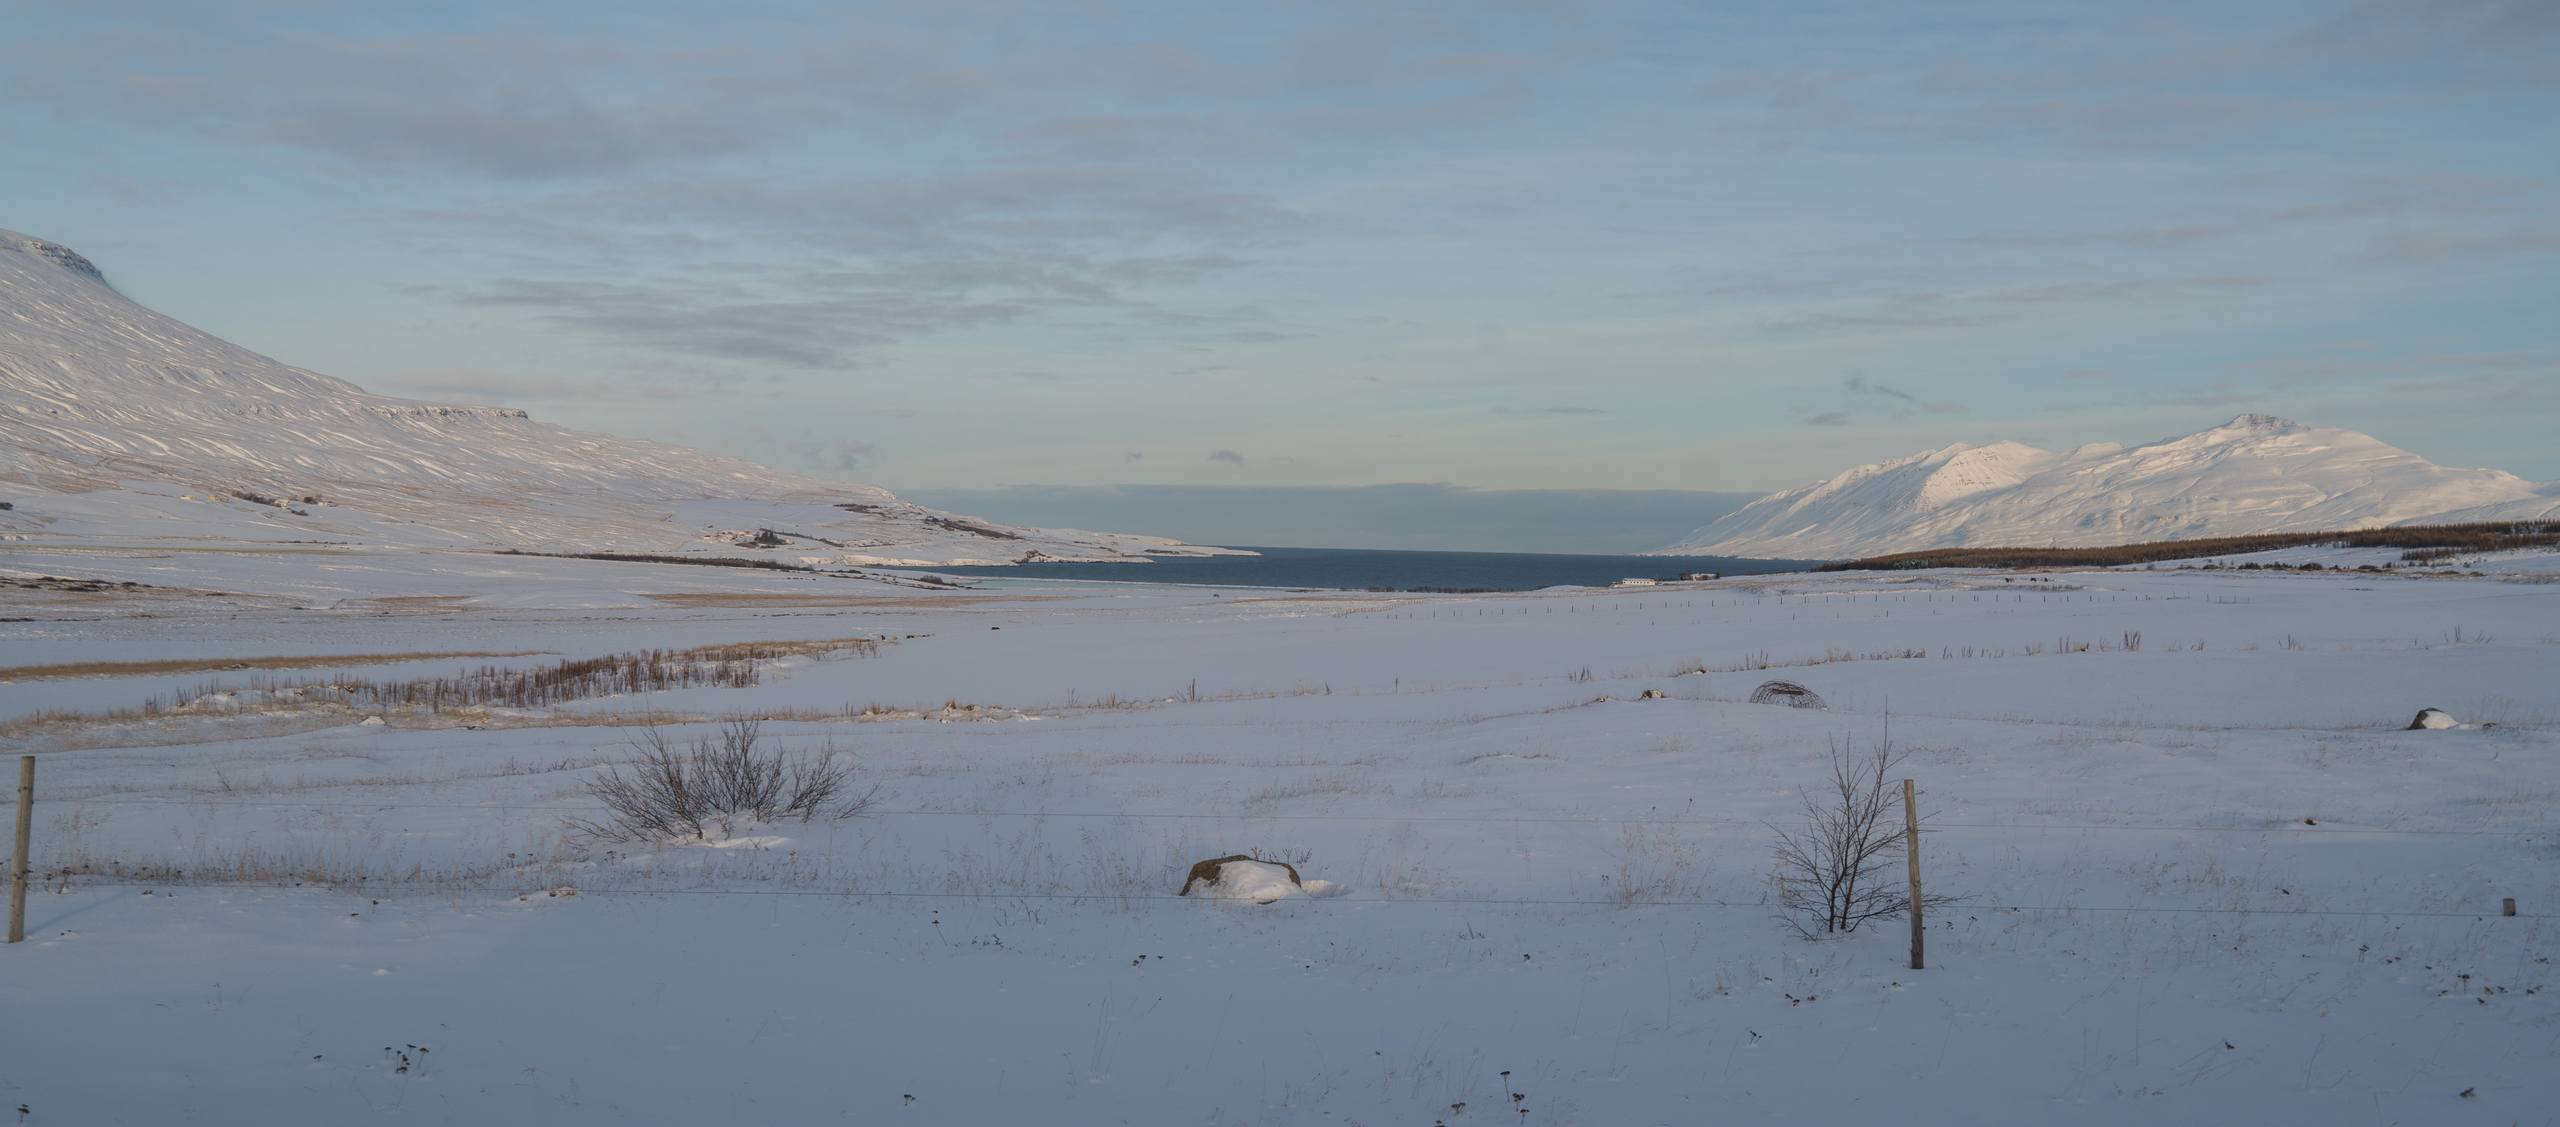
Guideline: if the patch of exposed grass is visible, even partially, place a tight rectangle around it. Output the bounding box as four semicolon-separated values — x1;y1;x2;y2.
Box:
0;638;892;745
1824;521;2559;571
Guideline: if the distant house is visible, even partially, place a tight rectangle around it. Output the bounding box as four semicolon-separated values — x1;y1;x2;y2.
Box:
1611;577;1658;588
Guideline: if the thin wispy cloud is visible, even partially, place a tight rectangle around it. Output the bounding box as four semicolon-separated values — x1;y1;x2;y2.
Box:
4;0;2553;488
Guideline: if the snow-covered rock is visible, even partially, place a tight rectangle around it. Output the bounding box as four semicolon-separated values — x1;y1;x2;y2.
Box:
2408;708;2461;731
1178;855;1342;902
0;229;1234;566
1656;414;2559;559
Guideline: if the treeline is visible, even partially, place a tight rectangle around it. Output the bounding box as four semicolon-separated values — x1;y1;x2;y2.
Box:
1818;522;2557;571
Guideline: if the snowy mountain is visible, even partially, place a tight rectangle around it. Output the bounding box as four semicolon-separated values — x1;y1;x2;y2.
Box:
0;230;1231;567
1657;414;2560;559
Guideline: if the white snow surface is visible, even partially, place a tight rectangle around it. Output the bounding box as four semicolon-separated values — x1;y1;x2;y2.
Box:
0;229;1234;566
1659;414;2560;559
3;551;2556;1124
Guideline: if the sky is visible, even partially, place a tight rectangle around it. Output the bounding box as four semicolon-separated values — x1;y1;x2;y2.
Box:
4;0;2556;545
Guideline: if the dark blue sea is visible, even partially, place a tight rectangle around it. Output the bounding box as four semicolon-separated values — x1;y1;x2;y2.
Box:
896;545;1810;592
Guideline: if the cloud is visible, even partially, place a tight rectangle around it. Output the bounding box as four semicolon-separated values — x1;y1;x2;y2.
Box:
2362;223;2560;267
1948;177;2537;257
13;14;1549;180
1207;449;1248;466
370;366;732;405
11;32;829;178
385;162;1293;365
1791;375;1964;426
791;438;876;473
1845;375;1915;404
1491;404;1606;417
1838;376;1964;419
579;170;1294;252
977;370;1081;384
1123;451;1146;463
1760;274;2272;338
429;278;1014;369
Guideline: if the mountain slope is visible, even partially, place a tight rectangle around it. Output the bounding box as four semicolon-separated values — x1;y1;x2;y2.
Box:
1657;415;2559;559
0;230;1227;566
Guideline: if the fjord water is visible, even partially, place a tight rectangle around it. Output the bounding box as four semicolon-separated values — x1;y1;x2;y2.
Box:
901;545;1809;590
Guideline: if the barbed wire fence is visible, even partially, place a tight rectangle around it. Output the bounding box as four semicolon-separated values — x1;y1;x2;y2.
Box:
9;785;2547;922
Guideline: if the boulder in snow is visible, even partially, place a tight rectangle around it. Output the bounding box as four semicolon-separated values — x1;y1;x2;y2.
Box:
2407;708;2460;730
1179;855;1339;902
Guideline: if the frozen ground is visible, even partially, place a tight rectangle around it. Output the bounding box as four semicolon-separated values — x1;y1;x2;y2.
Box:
2;549;2555;1125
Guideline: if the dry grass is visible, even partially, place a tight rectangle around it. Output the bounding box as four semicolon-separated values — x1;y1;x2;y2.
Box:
137;638;886;714
1677;646;1931;676
0;649;546;681
43;842;562;892
0;637;891;744
1611;823;1707;906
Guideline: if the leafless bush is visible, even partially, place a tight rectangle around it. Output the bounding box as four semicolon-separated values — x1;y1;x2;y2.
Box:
566;720;877;842
1768;734;1953;937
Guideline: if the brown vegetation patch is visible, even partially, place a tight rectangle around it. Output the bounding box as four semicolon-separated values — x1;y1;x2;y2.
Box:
3;575;159;596
0;637;891;746
0;649;545;681
1822;522;2557;571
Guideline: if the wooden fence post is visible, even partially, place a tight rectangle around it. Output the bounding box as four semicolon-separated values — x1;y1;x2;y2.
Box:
1904;776;1923;971
8;755;30;944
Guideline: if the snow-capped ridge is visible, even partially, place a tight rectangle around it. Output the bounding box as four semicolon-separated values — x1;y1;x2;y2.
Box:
17;236;109;288
0;228;1229;566
1658;414;2556;558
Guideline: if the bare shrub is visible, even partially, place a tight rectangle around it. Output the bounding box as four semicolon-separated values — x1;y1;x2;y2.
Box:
566;720;877;842
1768;733;1952;937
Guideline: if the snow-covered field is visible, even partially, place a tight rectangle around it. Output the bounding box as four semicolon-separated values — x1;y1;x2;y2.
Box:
3;550;2556;1125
